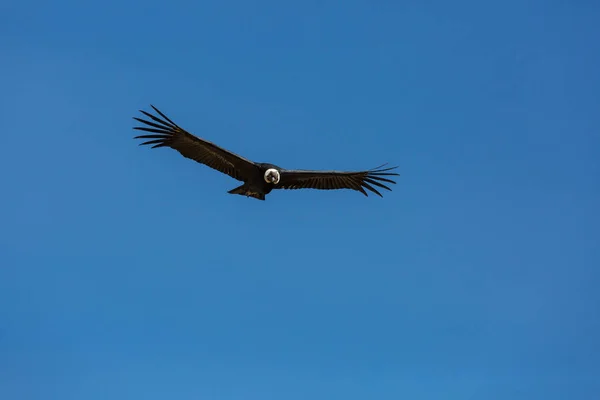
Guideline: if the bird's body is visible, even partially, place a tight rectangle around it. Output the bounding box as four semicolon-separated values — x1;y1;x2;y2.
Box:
227;163;281;200
133;105;399;200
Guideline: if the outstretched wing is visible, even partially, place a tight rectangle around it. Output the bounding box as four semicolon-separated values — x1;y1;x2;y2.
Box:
275;164;399;197
133;105;259;182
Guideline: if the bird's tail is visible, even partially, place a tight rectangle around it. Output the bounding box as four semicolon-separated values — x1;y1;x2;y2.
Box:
228;185;266;201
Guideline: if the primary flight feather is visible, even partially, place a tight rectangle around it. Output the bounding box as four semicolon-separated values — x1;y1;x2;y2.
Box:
133;105;399;201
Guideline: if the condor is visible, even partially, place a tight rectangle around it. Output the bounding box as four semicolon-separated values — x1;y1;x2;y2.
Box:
133;105;399;201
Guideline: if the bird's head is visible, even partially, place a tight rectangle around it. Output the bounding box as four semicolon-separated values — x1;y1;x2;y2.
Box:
264;168;281;184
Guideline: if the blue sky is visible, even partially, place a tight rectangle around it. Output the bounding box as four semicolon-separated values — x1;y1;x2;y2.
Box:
1;0;599;398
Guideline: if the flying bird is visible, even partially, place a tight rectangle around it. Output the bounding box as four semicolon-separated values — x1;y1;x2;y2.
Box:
133;105;399;201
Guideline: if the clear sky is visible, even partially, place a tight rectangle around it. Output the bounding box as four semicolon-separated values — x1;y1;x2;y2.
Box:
1;1;599;399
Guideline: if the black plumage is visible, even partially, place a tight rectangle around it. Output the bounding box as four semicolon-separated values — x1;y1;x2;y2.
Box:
133;105;399;201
